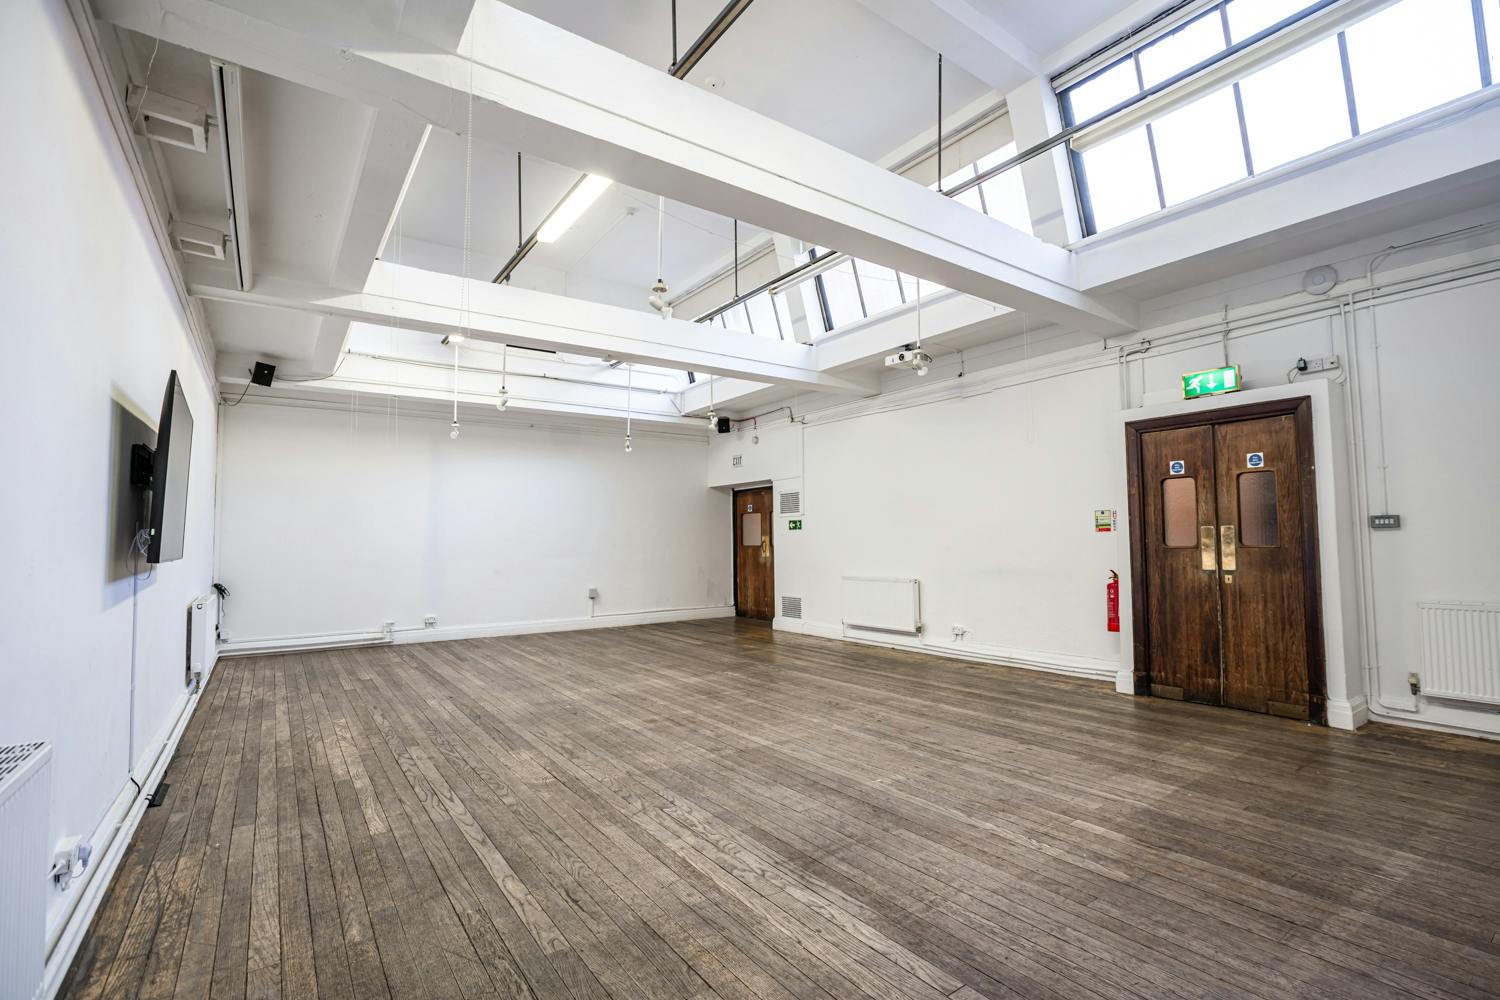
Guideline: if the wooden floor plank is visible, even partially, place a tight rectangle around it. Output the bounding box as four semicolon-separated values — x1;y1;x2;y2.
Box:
62;619;1500;1000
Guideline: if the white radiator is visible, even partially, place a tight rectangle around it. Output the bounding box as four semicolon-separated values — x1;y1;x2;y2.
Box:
841;576;923;635
1418;602;1500;705
0;742;51;1000
189;592;219;688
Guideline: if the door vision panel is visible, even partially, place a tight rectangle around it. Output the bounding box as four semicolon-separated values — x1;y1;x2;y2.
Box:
1128;399;1324;722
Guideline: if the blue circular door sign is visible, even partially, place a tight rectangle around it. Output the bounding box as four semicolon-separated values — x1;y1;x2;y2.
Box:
1247;452;1264;468
1169;460;1186;475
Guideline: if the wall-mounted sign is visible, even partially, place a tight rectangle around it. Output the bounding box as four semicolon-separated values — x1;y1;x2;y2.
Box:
1169;459;1186;475
787;519;803;531
1247;452;1264;468
1094;509;1117;532
732;455;743;467
1182;365;1242;399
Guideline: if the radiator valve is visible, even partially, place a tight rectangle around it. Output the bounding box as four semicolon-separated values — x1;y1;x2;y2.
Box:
1407;672;1421;696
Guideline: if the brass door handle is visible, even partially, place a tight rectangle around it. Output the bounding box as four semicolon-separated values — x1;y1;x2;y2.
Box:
1199;525;1217;571
1220;524;1238;571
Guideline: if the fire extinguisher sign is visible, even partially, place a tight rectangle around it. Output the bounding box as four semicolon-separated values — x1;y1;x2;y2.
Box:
1094;509;1116;532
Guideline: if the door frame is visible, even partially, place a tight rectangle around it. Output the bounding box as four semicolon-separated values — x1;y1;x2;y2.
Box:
1124;395;1327;723
731;486;774;620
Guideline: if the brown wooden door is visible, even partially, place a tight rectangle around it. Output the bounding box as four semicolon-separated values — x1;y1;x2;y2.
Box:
1214;415;1314;718
1140;425;1223;705
1132;404;1321;720
733;488;774;620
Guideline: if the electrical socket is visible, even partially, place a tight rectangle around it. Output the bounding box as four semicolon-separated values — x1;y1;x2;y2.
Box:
587;587;600;600
1297;354;1340;373
951;624;968;641
51;836;89;886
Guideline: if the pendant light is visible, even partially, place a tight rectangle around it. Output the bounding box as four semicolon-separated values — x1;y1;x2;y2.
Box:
706;375;715;427
624;363;633;453
496;343;509;410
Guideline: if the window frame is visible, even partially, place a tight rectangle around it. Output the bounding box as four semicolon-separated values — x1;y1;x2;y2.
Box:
1058;0;1497;235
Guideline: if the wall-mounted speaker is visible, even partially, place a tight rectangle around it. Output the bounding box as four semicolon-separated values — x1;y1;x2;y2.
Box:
250;361;276;387
716;417;731;434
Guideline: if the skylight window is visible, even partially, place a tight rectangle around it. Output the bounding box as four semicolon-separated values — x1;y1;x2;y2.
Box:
1059;0;1495;235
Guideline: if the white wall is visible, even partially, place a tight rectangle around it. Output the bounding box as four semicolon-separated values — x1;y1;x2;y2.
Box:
0;0;218;937
746;248;1500;738
217;403;730;643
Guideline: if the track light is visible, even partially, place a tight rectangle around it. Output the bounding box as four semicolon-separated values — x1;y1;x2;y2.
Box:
706;406;716;426
624;432;632;453
496;387;509;410
449;420;461;440
536;174;613;243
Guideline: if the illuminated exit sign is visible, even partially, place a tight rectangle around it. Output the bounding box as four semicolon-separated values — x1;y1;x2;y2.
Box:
1182;365;1242;399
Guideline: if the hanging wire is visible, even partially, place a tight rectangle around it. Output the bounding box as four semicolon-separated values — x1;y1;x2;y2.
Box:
624;364;634;452
452;31;477;441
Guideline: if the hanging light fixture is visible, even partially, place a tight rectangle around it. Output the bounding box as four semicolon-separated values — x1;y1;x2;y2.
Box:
624;363;633;453
648;195;672;318
496;343;509;410
451;28;477;440
705;374;716;427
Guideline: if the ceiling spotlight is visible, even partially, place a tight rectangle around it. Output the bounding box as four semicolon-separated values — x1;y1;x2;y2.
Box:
706;406;716;426
624;432;632;453
449;420;461;440
496;387;509;411
442;333;466;346
648;278;672;319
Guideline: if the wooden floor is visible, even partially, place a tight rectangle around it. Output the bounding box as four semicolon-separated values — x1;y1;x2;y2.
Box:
62;620;1500;1000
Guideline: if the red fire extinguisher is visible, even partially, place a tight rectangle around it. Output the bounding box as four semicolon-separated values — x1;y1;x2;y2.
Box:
1106;571;1120;633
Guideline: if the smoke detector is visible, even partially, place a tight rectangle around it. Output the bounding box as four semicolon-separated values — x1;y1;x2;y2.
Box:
1301;265;1338;296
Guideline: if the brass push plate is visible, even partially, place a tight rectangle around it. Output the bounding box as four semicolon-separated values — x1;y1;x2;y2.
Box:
1199;525;1217;571
1220;524;1237;571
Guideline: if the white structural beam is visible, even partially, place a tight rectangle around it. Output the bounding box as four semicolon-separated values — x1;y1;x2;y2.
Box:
93;0;1137;335
191;262;879;394
851;0;1041;92
309;112;430;375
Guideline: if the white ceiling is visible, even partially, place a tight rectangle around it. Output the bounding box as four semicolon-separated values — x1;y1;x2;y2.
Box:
968;0;1151;60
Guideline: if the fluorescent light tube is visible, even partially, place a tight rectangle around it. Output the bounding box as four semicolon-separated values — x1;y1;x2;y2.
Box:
536;174;613;243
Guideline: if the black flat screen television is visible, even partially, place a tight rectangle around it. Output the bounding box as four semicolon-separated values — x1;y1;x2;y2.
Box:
147;370;194;563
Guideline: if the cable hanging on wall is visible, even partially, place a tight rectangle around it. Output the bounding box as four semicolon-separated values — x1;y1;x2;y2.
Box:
624;363;634;453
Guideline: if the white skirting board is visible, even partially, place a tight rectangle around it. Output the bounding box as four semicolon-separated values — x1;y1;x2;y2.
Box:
40;682;203;1000
776;617;1119;683
220;605;734;656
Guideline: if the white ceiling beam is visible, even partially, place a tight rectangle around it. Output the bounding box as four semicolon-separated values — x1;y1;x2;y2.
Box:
850;0;1041;92
191;262;880;395
93;0;1137;335
309;112;430;375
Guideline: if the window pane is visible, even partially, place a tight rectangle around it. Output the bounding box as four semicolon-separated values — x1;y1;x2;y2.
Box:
1238;471;1280;547
898;272;944;300
722;303;752;334
819;260;864;330
1488;0;1500;83
745;292;781;339
771;290;796;340
1162;478;1198;548
976;144;1033;233
1066;59;1140;122
1227;0;1317;42
854;260;904;317
1078;126;1161;231
1151;86;1248;204
1139;12;1226;88
1345;0;1481;133
741;512;762;547
1238;37;1351;171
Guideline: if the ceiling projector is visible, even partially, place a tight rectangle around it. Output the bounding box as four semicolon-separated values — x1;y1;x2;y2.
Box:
885;348;932;376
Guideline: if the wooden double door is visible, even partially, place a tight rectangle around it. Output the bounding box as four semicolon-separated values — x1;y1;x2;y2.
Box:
733;488;774;620
1128;399;1324;721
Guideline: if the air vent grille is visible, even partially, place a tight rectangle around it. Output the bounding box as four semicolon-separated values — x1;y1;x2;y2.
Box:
779;490;802;515
0;743;46;786
781;595;803;620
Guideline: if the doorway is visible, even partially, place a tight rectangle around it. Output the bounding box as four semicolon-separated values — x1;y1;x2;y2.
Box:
733;487;774;620
1125;397;1325;722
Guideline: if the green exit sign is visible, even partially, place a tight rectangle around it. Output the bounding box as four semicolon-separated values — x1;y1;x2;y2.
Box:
1182;365;1242;399
787;519;803;531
